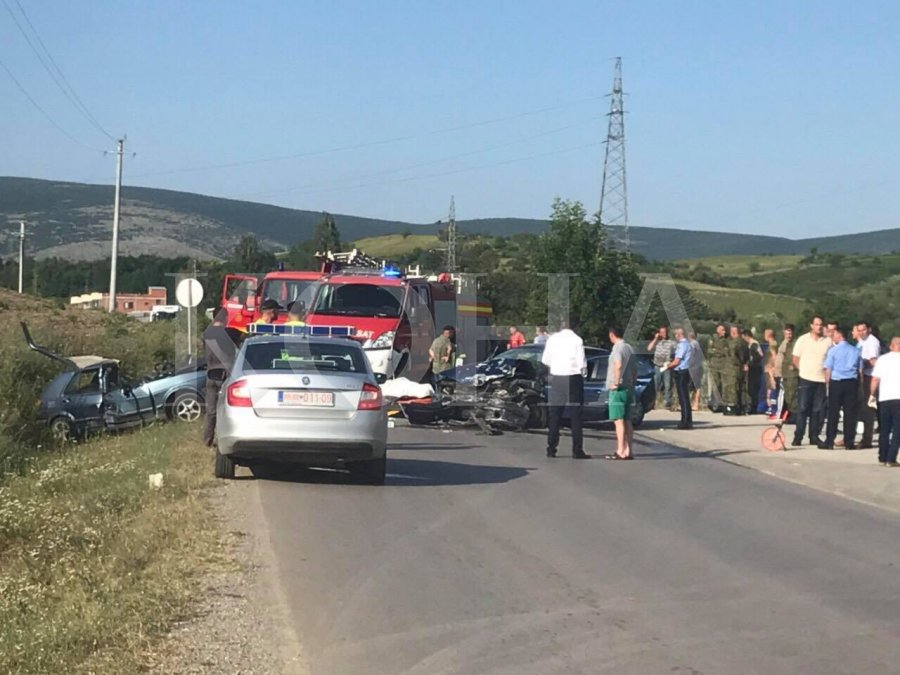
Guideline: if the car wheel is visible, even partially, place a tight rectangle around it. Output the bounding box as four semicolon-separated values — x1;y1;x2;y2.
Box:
632;401;645;428
169;391;203;423
351;457;386;485
214;448;236;479
49;416;75;443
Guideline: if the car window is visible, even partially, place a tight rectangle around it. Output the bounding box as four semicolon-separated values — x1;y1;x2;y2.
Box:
65;369;101;394
242;341;368;373
586;356;609;381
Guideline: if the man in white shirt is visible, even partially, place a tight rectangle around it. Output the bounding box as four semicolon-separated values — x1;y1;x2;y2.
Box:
871;336;900;467
791;315;831;447
856;321;881;449
541;321;590;459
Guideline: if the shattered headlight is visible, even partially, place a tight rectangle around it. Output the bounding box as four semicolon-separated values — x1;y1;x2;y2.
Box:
370;330;395;349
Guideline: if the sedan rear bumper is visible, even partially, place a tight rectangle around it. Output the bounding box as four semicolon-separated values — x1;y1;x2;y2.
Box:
216;408;387;466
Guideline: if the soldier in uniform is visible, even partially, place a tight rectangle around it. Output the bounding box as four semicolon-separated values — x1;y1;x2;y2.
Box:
707;323;730;412
779;324;798;418
727;325;750;415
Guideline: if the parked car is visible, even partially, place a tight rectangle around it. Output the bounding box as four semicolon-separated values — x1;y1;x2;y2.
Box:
215;333;388;483
435;343;656;428
24;323;207;441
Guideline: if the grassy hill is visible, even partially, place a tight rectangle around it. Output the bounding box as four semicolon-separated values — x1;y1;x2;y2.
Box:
354;233;442;258
2;176;898;261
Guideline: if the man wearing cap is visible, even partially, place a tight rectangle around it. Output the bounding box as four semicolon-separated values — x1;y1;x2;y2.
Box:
250;298;281;328
284;300;306;326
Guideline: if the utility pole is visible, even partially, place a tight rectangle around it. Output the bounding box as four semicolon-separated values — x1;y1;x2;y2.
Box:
108;138;125;312
446;195;457;272
18;221;25;294
599;57;629;249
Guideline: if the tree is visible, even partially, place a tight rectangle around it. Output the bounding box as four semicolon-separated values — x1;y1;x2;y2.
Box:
231;235;276;272
312;213;341;253
527;198;642;344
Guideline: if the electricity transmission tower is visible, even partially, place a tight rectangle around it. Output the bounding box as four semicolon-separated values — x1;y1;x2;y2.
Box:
446;195;457;272
599;57;629;249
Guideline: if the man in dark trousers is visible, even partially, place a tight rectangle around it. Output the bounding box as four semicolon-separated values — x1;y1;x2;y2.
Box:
820;326;860;449
855;321;881;449
666;326;694;430
871;336;900;467
202;310;242;447
541;320;590;459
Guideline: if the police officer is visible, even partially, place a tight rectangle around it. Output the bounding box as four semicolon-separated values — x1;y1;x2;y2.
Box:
707;323;730;413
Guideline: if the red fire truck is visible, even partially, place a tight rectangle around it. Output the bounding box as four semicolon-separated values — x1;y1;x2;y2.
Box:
221;250;492;380
304;250;491;381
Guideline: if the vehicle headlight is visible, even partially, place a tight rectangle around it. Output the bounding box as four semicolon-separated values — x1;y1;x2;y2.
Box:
370;330;395;349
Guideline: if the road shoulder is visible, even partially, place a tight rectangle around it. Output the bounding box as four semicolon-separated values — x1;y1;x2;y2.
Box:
149;472;308;674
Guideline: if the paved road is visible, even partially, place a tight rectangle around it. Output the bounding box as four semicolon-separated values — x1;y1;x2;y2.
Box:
242;424;900;675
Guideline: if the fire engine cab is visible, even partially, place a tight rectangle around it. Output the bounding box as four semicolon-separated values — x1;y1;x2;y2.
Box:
305;250;490;381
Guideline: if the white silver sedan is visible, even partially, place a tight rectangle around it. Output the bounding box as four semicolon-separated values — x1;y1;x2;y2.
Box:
215;334;388;483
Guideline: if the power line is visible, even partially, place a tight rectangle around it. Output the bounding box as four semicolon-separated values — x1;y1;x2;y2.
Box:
599;57;629;248
238;115;604;199
244;141;603;200
0;55;103;151
2;0;114;141
127;95;607;179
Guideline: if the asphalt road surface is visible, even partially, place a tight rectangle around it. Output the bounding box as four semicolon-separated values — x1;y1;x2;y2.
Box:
245;424;900;675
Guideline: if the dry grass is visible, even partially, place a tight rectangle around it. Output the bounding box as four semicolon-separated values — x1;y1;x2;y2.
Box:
0;423;225;673
354;233;442;258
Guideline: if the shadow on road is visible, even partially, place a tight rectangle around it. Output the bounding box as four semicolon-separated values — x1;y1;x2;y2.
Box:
249;458;532;486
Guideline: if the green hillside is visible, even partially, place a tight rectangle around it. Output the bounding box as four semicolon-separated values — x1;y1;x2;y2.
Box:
354;233;442;258
4;177;899;262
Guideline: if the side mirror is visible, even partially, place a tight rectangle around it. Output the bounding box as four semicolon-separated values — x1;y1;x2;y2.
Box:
374;373;387;385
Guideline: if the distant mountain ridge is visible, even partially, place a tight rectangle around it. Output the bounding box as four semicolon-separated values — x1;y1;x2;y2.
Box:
1;177;896;261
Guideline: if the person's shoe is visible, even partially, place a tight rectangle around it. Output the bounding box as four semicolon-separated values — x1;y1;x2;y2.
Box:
817;441;834;450
844;444;856;451
886;462;900;468
723;407;735;416
546;448;557;458
810;437;824;447
791;440;803;447
677;423;693;430
572;452;592;459
858;442;873;450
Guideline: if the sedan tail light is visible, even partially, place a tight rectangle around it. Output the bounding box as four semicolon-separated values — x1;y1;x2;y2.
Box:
358;382;383;410
226;379;252;407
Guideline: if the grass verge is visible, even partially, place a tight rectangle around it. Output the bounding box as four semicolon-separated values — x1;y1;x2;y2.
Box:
0;422;225;674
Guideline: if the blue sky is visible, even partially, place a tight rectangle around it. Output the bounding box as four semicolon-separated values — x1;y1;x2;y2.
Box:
1;0;897;238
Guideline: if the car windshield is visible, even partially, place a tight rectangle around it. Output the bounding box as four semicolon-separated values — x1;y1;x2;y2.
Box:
492;347;542;365
261;279;317;311
241;340;368;373
311;283;404;318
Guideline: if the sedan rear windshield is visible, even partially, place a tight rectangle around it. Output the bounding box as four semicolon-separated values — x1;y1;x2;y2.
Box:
242;341;368;373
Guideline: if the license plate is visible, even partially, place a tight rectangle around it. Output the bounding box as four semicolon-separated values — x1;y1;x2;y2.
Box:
278;390;334;407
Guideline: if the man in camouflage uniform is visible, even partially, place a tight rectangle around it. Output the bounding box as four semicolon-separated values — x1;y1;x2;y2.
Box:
707;323;730;413
778;324;798;418
727;325;750;415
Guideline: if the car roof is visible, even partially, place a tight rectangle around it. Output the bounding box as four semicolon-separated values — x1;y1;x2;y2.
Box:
70;355;118;369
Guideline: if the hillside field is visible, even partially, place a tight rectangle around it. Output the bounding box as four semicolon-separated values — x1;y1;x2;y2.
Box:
354;233;442;258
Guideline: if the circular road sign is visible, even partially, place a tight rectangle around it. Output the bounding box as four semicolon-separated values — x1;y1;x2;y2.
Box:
175;278;204;308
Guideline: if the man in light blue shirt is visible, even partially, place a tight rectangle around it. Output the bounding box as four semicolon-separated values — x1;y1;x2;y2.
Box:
821;326;860;449
666;327;694;429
